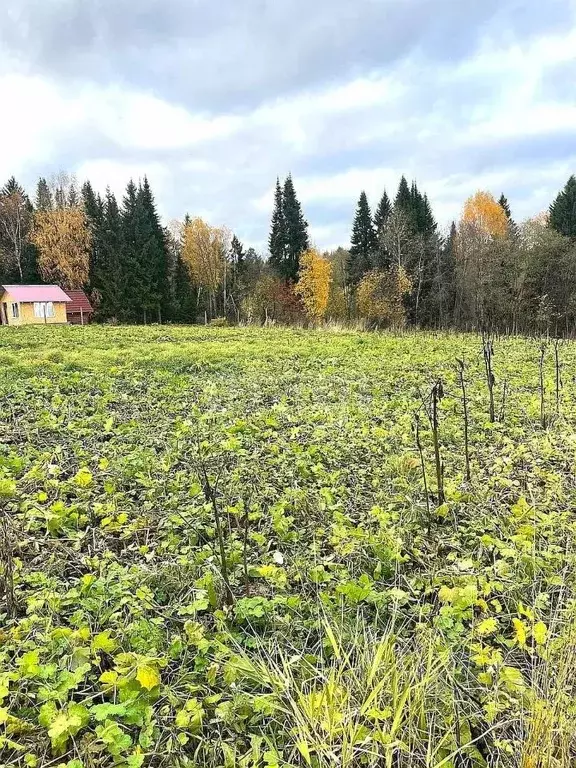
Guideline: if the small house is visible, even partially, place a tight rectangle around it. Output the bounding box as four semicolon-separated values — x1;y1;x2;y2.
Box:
0;285;71;326
65;290;94;325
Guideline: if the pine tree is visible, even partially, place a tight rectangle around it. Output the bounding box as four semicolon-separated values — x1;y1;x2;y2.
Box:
268;178;286;273
35;178;53;211
348;191;377;284
549;176;576;238
282;174;309;281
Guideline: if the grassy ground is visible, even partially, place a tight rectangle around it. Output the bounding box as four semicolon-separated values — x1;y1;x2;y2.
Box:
0;325;575;768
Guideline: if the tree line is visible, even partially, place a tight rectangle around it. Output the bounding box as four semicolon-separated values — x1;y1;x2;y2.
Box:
0;170;575;333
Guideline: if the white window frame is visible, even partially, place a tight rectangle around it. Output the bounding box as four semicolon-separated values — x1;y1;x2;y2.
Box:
11;302;19;319
33;301;56;319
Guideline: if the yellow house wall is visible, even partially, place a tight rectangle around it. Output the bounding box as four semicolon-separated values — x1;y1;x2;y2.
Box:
0;292;68;326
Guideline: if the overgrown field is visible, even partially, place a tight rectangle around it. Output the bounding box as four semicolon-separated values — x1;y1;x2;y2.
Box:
1;325;575;768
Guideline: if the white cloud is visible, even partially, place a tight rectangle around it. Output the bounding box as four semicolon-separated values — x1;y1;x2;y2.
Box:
0;7;575;251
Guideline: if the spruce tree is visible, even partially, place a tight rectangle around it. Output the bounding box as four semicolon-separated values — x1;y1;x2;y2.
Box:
68;183;79;208
174;216;196;322
394;176;412;217
499;194;512;220
348;191;376;284
373;189;392;268
374;189;391;233
2;177;20;195
230;235;245;271
97;189;124;320
282;174;309;281
82;181;104;293
268;178;286;274
54;186;66;210
134;177;169;322
416;194;438;238
499;194;518;238
120;180;141;321
35;178;53;211
549;176;576;238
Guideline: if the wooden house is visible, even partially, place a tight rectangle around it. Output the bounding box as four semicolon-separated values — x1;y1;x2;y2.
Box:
0;285;71;326
65;290;94;325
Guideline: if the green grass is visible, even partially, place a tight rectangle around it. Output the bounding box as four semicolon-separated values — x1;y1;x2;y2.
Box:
0;324;575;768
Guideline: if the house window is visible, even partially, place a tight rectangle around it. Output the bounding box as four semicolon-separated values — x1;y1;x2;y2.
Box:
11;303;19;319
33;302;56;319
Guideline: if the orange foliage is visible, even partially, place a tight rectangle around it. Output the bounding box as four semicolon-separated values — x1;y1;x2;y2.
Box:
32;207;91;289
461;191;508;239
294;248;333;321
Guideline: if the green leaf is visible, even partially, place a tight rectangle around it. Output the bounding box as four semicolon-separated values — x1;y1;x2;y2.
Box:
90;703;128;722
95;720;132;757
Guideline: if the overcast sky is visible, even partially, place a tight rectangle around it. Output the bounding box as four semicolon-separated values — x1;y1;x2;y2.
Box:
2;0;575;250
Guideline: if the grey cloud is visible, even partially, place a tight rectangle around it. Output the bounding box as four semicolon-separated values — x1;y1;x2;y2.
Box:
2;0;575;252
3;0;572;111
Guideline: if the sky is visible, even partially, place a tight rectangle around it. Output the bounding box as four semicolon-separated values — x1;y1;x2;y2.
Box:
1;0;575;251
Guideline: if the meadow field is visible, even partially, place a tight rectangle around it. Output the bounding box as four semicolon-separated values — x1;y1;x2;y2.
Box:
0;325;575;768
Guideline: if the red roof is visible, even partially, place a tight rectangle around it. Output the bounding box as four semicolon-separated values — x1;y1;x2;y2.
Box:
65;290;93;314
1;284;71;302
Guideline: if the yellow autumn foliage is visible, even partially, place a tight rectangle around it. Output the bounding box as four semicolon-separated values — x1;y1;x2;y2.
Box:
182;217;228;293
461;191;508;239
294;248;333;321
32;207;91;289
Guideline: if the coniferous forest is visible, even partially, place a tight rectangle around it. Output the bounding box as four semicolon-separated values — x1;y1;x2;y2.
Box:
1;171;576;334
